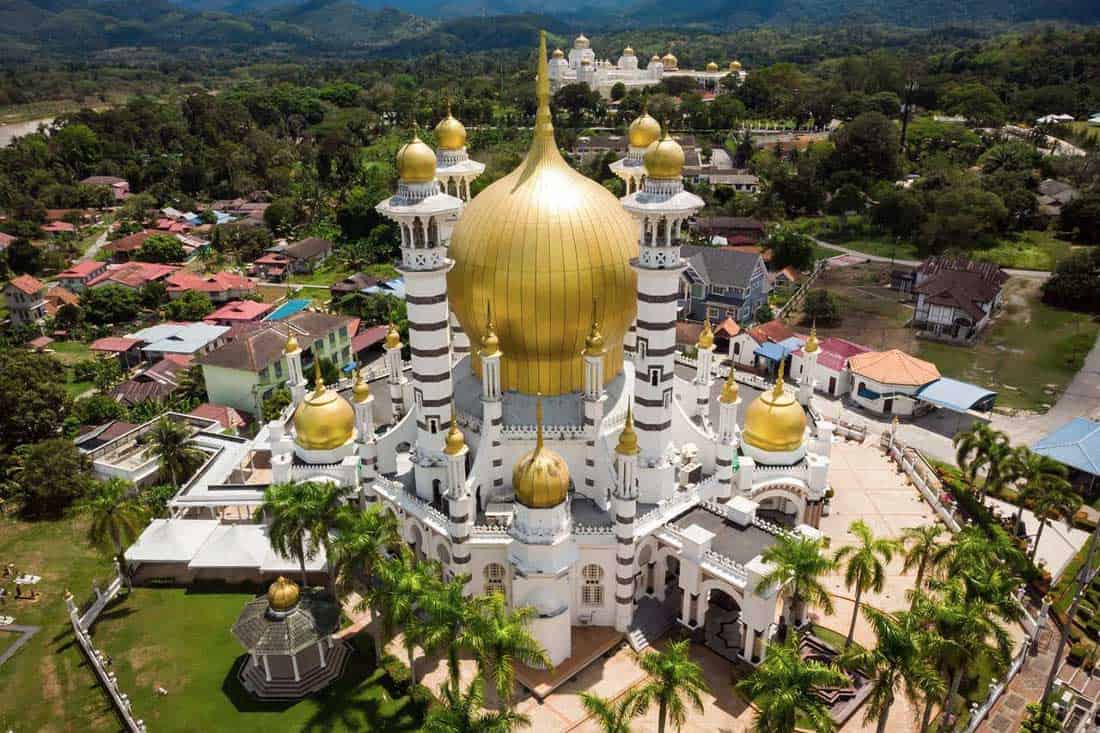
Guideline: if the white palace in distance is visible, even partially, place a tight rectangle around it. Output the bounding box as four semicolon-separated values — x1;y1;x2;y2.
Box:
125;35;832;670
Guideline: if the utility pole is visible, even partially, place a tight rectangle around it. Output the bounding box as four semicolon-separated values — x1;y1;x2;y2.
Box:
899;78;918;158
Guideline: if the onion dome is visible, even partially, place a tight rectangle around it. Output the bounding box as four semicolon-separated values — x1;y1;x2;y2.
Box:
644;131;685;180
697;319;714;350
352;369;371;403
661;52;677;69
575;33;590;49
583;299;606;357
650;54;661;63
804;324;819;353
616;407;640;456
581;58;591;66
293;361;355;450
447;31;637;396
479;302;501;359
628;109;661;148
443;414;466;455
267;576;300;612
623;46;635;56
742;362;807;453
284;331;300;354
512;395;570;508
435;105;467;151
730;60;742;71
706;61;719;72
396;130;437;184
552;47;565;59
384;322;402;350
719;369;739;404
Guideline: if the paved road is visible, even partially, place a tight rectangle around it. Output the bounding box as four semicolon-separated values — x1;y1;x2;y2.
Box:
809;236;1052;280
79;225;112;263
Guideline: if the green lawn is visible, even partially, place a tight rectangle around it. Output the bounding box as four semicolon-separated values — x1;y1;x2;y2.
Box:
49;340;92;365
968;230;1074;272
288;262;398;289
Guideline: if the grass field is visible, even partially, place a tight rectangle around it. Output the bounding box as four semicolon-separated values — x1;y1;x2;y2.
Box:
967;230;1074;271
288;262;399;289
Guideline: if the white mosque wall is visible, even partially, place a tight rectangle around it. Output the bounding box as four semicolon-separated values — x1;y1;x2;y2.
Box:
375;407;417;475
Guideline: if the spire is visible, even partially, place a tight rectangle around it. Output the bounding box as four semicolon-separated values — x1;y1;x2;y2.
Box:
584;297;605;356
313;358;324;392
616;406;640;455
805;321;819;353
284;330;300;355
534;31;554;143
444;409;466;455
773;360;786;396
353;366;371;402
697;318;714;350
384;322;402;350
535;393;544;451
481;300;501;357
720;368;739;404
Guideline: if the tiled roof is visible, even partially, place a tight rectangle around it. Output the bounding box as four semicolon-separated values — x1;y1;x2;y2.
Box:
58;260;104;278
90;336;142;353
795;336;870;371
282;237;333;261
87;262;179;288
352;324;388;352
46;285;79;306
680;245;763;289
714;316;741;338
748;319;794;344
205;300;272;322
103;230;154;254
849;349;940;387
80;176;127;186
41;221;76;233
915;266;1005;321
7;274;45;295
198;310;352;372
675;321;705;345
165;271;254;295
188;402;246;430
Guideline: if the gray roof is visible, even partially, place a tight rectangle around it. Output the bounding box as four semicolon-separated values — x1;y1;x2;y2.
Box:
673;505;779;566
198;310;350;372
680;245;763;289
283;237;333;261
232;590;340;656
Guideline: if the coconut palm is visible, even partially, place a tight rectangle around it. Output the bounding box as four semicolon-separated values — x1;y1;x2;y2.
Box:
579;691;639;733
631;640;708;733
1011;448;1072;532
1030;480;1080;562
147;416;205;487
262;481;327;588
900;524;946;603
304;481;352;593
757;534;836;627
418;572;488;688
329;503;400;595
367;548;439;688
839;606;944;733
952;423;1012;501
736;637;846;733
467;593;552;709
424;674;530;733
834;520;898;648
81;478;148;589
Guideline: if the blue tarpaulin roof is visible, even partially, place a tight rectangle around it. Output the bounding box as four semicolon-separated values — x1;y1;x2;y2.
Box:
264;298;311;321
754;341;791;363
1032;418;1100;476
916;378;997;412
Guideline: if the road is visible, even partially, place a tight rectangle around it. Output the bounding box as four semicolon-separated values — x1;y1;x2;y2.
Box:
809;235;1052;280
79;224;112;263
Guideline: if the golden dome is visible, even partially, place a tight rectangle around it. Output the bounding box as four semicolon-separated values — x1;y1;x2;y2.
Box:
284;331;300;354
293;363;356;451
384;322;402;350
583;299;606;357
719;369;739;403
267;576;300;612
661;52;677;68
552;47;565;58
396;131;437;184
742;363;806;453
628;110;661;148
706;61;719;72
804;324;819;353
435;107;467;151
644;132;685;180
730;60;742;71
623;46;635;56
575;33;589;49
447;31;637;396
443;414;466;455
697;319;714;350
650;54;661;62
513;396;570;508
352;369;371;403
616;407;640;456
480;302;501;359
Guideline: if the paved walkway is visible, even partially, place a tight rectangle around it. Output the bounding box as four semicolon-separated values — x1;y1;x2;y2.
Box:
978;621;1058;733
985;496;1089;582
0;624;38;666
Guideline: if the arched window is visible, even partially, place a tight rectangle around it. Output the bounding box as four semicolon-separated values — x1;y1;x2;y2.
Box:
581;564;604;606
485;563;506;599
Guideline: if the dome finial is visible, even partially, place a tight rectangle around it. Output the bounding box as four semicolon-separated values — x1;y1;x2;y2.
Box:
535;31;553;140
384;322;402;350
697;318;714;350
313;358;324;392
616;406;640;455
535;392;544;451
444;408;466;455
773;360;786;395
480;300;501;357
720;367;739;403
805;321;819;353
353;365;371;402
584;297;606;356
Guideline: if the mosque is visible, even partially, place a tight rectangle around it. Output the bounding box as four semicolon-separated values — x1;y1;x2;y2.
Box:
125;33;832;675
548;33;745;99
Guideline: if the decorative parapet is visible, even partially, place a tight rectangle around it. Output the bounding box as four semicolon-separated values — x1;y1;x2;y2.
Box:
701;549;749;584
501;424;588;441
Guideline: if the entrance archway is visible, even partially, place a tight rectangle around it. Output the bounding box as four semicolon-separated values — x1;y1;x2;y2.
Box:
702;585;744;663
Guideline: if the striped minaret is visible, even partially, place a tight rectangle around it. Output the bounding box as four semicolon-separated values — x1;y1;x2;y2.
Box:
613;409;640;632
694;319;715;424
716;370;741;501
581;300;607;504
479;304;505;500
377;129;463;499
621;130;704;504
383;323;406;421
351;368;377;503
443;415;473;578
798;324;819;406
450;313;470;364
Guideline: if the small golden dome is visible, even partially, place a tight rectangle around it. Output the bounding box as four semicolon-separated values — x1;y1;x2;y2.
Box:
650;54;661;62
623;46;635;56
742;363;807;453
480;303;501;358
662;52;677;68
697;319;714;350
293;363;356;450
706;61;719;72
730;60;742;71
396;132;437;184
384;322;402;350
284;331;300;354
583;300;606;357
804;325;819;353
443;414;466;455
720;370;739;404
435;107;467;151
644;132;685;180
581;58;591;66
352;369;371;403
552;47;565;58
267;576;300;612
513;396;570;509
628;110;661;148
616;407;640;456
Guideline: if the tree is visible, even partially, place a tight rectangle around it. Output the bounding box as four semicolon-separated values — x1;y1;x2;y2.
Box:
827;183;866;215
802;290;839;326
139;280;169;310
839;607;943;733
81;285;141;325
767;226;814;271
579;691;639;733
81;478;148;588
262;386;292;421
330;503;399;597
164;290;214;321
758;533;836;627
1010;448;1072;534
942;83;1007;127
952;422;1012;501
53;124;101;177
834;520;898;647
424;674;531;733
1029;476;1080;562
92;356;123;392
737;638;846;733
71;393;129;426
632;639;707;733
137;234;186;263
610;82;626;102
0;350;72;451
871;189;924;239
177;364;207;404
1020;701;1061;733
263;196;298;236
831;112;899;180
419;573;488;688
1042;247;1100;312
11;438;93;519
147;416;205;487
467;593;552;708
978;141;1041;175
367;548;438;688
900;524;946;605
262;481;345;589
6;239;41;275
755;303;775;323
1059;190;1100;245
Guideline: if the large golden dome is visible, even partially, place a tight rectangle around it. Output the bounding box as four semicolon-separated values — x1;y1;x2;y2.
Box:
447;32;637;395
396;132;437;183
742;365;806;453
628;110;661;148
293;367;356;450
435;107;467;151
513;397;570;508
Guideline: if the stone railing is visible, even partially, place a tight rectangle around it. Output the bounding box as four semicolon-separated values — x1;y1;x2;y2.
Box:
574;524;615;538
501;424;588;441
752;515;792;538
886;438;959;532
701;549;749;584
457;413;482;434
753;462;808;485
471;524;511;538
963;639;1033;733
374;478;449;533
833;418;867;442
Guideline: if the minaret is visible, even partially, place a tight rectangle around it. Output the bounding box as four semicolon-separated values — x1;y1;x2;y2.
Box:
351;368;377;501
443;414;473;577
479;303;505;501
621;129;705;504
284;331;306;404
798;324;819;406
581;299;607;504
377;128;463;501
383;323;406;421
716;370;741;501
693;319;715;425
610;105;660;194
613;408;640;632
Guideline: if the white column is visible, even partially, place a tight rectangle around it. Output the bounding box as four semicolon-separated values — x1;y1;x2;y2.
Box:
694;339;714;422
291;653;300;682
317;639;327;668
384;332;406;421
262;654;272;682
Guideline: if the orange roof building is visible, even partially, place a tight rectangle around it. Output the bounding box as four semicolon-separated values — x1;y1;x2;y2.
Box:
848;349;940;387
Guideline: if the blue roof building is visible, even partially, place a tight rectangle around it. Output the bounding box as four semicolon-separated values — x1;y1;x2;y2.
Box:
265;299;312;321
1032;418;1100;477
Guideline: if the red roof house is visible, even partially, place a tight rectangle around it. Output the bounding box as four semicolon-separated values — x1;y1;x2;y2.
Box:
165;271;255;303
204;299;273;325
87;262;179;290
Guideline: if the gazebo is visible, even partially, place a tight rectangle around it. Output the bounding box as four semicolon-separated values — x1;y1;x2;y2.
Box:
231;577;350;700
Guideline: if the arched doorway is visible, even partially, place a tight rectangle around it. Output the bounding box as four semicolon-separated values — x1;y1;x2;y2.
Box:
702;586;744;663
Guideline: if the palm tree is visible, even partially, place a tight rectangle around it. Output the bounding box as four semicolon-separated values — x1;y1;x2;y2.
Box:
177;364;207;405
1030;479;1080;562
367;548;438;688
1011;449;1072;533
900;524;946;604
834;520;898;648
424;674;530;733
736;637;846;733
81;478;148;589
329;503;399;596
839;606;944;733
147;416;205;487
952;423;1012;501
418;572;488;688
757;534;836;627
467;593;552;709
262;481;328;588
579;691;639;733
632;640;708;733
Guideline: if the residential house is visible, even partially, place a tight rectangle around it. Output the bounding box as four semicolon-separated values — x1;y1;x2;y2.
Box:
209;198;269;222
0;232;16;251
679;245;769;324
130;322;231;361
198;310;355;415
40;221;76;236
890;267;917;294
87;262;180;291
729;319;796;369
110;354;194;407
188;403;247;433
282;238;334;274
683;170;760;192
27;335;53;352
4;275;48;325
102;230;156;262
79;175;130;201
204;300;273;326
165;271;255;304
351;324;390;365
1036;179;1079;218
789;337;871;397
330;272;383;301
252;251;291;281
912;257;1007;341
1031;418;1100;490
43;284;79;316
56;260;108;293
74;420;140;451
90;336;144;368
848;349;940;416
691;217;766;245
